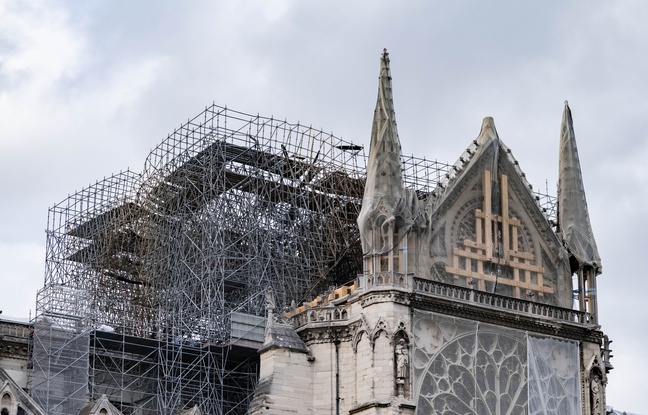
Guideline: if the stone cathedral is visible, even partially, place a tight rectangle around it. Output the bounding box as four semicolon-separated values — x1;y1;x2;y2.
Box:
249;50;611;415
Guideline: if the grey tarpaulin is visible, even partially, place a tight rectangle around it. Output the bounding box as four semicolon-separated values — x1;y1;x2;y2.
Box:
412;310;582;415
558;102;602;273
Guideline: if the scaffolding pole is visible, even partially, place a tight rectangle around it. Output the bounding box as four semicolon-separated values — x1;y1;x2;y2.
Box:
30;105;554;415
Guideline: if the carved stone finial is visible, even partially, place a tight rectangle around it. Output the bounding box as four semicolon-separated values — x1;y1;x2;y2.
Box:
266;287;276;313
265;287;276;327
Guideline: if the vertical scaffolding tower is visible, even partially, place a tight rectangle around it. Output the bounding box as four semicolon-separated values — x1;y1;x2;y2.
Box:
32;170;144;414
30;105;555;414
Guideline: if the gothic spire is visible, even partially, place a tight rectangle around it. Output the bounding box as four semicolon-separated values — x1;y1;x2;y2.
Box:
558;101;601;273
357;49;411;255
366;48;404;198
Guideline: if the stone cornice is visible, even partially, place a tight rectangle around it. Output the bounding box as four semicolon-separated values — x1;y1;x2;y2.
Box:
410;289;602;343
290;276;604;345
348;399;416;414
355;290;410;308
0;321;30;360
0;338;29;360
297;321;359;346
349;400;391;414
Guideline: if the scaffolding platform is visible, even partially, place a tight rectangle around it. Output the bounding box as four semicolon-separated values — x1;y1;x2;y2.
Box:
30;104;555;415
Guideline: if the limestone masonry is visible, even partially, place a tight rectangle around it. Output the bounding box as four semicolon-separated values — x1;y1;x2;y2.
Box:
0;50;612;415
248;50;610;415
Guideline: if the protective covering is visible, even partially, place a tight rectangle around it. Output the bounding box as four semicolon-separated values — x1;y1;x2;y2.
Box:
413;310;581;415
413;311;528;414
31;286;91;415
357;49;416;255
558;101;601;273
528;335;581;414
607;407;643;415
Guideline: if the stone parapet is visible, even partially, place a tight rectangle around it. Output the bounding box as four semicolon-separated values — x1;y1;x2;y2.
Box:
0;319;31;360
290;305;350;330
411;277;602;343
413;278;589;324
357;272;412;291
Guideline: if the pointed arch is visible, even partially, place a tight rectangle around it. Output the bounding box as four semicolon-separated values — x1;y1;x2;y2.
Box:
371;317;392;345
0;390;14;415
393;319;410;344
352;315;372;352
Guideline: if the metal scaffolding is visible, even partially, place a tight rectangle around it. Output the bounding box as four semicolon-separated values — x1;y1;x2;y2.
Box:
29;104;554;415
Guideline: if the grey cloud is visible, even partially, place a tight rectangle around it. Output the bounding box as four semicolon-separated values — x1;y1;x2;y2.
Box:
1;1;646;411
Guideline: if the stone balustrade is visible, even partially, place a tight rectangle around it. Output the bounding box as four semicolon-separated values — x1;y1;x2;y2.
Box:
413;278;589;324
291;305;350;328
289;275;590;329
0;320;31;340
357;271;412;290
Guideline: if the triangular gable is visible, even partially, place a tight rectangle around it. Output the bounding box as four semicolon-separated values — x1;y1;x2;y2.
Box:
77;395;123;415
423;117;572;308
0;369;45;415
176;405;202;415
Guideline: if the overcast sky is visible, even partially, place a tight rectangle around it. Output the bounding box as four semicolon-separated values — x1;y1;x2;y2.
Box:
1;0;646;412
